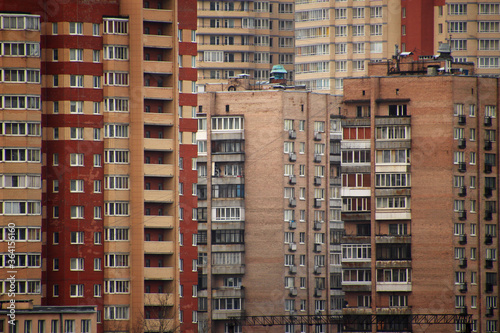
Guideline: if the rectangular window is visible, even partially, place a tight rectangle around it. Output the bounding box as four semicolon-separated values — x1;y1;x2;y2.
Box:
69;49;83;61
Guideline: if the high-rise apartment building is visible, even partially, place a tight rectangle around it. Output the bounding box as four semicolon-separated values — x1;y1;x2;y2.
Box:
196;83;341;332
196;0;295;85
0;1;197;332
434;1;500;76
340;59;499;332
295;0;500;94
294;0;401;94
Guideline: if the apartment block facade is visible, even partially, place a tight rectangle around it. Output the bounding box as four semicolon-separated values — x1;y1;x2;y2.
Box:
196;0;295;85
294;0;401;94
195;86;343;332
0;0;197;332
340;61;499;332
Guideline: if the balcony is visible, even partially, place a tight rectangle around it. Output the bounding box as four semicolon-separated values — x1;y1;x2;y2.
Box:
144;241;174;254
288;220;297;230
376;282;412;292
143;60;173;74
144;190;174;203
144;86;174;100
144;164;174;177
485;187;493;198
485;140;493;151
288;243;297;252
144;319;175;332
458;210;467;220
289;175;296;185
289;153;297;162
314;243;322;253
289;287;298;297
458;162;466;173
212;309;245;321
144;112;174;126
212;288;244;298
143;8;174;22
144;293;174;306
143;34;173;49
485;210;493;220
314;154;322;163
458;282;467;293
485;163;493;173
144;267;174;280
212;265;245;275
289;198;296;207
485;259;494;269
314;176;322;186
314;132;322;141
458;139;466;149
144;138;174;151
288;130;296;139
144;215;174;229
289;265;297;274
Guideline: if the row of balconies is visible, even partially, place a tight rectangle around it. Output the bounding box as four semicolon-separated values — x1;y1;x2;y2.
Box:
456;115;493;126
457;162;495;173
286;242;322;252
457;186;495;198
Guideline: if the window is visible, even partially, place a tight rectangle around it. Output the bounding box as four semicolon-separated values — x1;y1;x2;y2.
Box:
105;254;129;267
353;25;364;36
70;128;83;140
353;7;365;18
105;202;129;216
104;306;129;320
478;21;500;33
70;75;84;88
70;284;84;297
69;49;83;61
93;50;100;62
70;232;84;244
335;25;347;37
448;21;467;33
104;149;129;164
371;6;382;18
104;46;129;60
70;258;84;271
370;24;382;35
69;22;83;35
70;206;84;219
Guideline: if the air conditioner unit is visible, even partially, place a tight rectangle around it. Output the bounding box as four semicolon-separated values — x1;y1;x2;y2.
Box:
314;154;322;163
289;129;297;139
314;176;322;186
314;132;322;141
289;288;298;296
289;153;297;162
459;234;467;245
289;220;297;230
314;243;322;253
485;140;493;151
485;116;492;126
314;266;321;275
289;198;297;207
458;115;466;125
485;163;493;174
459;258;467;268
289;265;297;274
313;221;322;230
458;139;466;149
485;234;493;245
289;243;297;251
314;198;322;208
458;186;466;197
289;175;297;185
